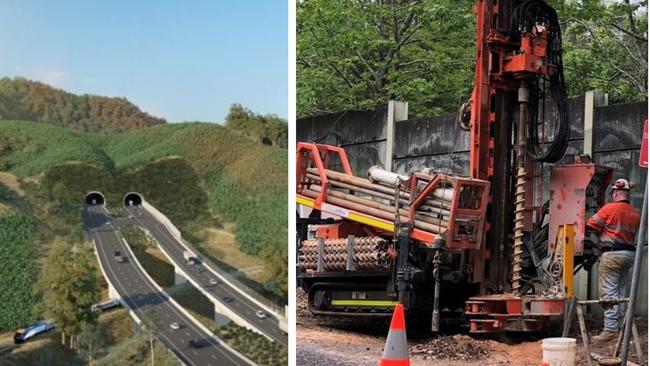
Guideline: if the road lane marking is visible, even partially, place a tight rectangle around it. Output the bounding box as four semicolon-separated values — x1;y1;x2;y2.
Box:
90;208;249;366
132;206;285;348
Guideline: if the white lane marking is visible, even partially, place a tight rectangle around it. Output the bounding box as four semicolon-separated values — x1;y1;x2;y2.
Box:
133;206;285;347
110;217;243;366
92;207;248;366
135;210;261;314
91;221;198;366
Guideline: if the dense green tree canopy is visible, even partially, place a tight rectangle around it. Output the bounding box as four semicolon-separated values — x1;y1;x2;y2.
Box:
225;103;288;148
0;77;166;132
297;0;647;118
33;237;100;347
298;0;476;117
549;0;647;103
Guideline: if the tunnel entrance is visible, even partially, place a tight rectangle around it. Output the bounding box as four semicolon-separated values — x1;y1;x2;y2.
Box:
123;192;143;207
85;192;105;206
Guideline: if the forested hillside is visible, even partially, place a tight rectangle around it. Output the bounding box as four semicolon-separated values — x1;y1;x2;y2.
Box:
0;121;288;304
0;77;166;132
225;103;288;148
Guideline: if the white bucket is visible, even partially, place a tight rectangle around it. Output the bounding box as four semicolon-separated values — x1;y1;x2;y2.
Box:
542;337;576;366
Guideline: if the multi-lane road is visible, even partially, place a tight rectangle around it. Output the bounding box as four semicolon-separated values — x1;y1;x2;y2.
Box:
126;205;288;346
83;205;251;366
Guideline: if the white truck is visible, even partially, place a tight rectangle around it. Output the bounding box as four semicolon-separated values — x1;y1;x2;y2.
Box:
183;250;197;265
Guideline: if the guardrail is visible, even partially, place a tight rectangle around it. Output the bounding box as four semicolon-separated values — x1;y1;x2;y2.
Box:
89;238;190;366
140;201;287;325
121;237;256;366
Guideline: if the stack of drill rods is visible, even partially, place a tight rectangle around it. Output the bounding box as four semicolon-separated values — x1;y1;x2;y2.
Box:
300;237;387;253
306;167;453;210
308;184;448;228
301;188;445;234
298;237;391;271
305;173;451;217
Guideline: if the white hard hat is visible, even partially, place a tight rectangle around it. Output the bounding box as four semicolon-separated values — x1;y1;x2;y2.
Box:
610;178;633;192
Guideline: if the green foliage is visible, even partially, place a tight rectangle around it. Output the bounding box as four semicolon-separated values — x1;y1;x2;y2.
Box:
94;332;177;366
548;0;647;103
214;322;288;366
76;322;106;364
0;182;12;201
298;0;647;117
225;103;288;148
33;238;100;343
122;226;175;288
0;77;166;132
297;0;476;117
0;214;37;331
121;225;155;252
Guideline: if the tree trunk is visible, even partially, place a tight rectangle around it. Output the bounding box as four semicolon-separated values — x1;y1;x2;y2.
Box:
61;332;66;346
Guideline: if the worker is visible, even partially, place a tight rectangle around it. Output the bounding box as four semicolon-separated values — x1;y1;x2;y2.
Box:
586;178;641;342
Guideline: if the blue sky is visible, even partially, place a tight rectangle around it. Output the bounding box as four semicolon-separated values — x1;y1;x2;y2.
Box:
0;1;288;122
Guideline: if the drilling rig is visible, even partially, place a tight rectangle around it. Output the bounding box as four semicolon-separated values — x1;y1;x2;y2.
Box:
296;0;614;333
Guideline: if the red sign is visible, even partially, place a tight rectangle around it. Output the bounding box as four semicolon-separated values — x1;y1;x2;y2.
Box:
641;120;648;168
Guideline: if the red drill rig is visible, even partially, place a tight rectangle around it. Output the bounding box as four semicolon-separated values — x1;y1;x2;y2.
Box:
296;0;614;333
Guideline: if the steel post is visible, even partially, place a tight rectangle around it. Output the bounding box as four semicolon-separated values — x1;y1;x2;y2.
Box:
620;179;648;363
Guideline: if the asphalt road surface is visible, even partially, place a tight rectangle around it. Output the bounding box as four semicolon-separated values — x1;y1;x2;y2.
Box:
83;205;251;366
125;205;288;347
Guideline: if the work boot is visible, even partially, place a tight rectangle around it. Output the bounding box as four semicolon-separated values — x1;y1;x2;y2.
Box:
592;330;618;342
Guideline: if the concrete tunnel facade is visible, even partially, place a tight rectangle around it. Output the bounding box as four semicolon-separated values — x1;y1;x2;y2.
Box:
85;191;106;206
123;192;143;207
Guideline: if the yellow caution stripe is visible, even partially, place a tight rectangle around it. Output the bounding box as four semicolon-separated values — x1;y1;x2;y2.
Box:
348;212;394;232
296;195;395;232
331;300;398;307
297;196;314;208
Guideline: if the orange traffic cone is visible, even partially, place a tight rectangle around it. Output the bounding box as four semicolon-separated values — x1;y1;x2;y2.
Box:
379;303;410;366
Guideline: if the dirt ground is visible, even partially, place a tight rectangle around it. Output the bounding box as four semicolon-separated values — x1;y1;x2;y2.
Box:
296;289;648;366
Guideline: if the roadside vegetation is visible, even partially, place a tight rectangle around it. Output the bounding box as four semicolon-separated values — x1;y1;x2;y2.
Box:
33;237;100;349
169;283;288;366
1;120;287;302
214;323;288;366
121;225;175;288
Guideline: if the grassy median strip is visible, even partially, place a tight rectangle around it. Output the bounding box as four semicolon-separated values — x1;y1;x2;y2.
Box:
120;225;175;288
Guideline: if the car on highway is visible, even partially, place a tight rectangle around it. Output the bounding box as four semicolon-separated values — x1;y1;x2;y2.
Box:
188;339;200;349
208;278;219;286
114;251;124;263
255;310;267;319
222;296;233;303
169;322;180;330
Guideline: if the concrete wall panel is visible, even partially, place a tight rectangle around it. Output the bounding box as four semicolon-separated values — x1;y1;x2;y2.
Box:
593;102;646;152
296;105;388;145
393;114;470;158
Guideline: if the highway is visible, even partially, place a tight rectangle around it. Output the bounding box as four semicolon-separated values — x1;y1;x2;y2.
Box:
125;205;288;346
83;205;251;366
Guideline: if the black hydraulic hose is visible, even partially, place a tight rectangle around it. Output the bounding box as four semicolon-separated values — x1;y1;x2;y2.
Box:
513;0;570;163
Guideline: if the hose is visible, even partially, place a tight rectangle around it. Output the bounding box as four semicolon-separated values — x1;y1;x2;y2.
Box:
512;0;570;163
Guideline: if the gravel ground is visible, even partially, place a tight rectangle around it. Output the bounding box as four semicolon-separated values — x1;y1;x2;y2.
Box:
296;289;648;366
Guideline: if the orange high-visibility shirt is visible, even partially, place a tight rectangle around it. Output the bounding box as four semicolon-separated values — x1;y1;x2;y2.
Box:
587;201;640;247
